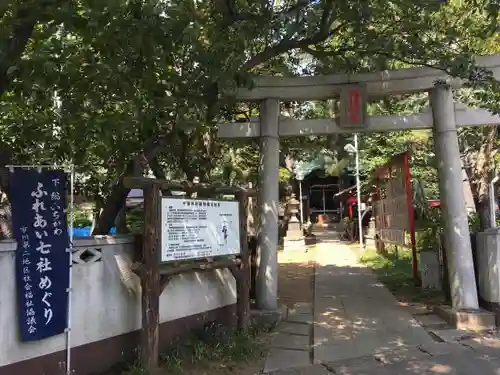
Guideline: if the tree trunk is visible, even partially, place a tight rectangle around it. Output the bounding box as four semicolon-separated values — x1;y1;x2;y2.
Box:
178;129;217;183
92;171;134;235
0;0;63;96
149;157;172;196
464;126;498;232
474;169;492;232
90;194;104;234
115;206;129;234
92;131;176;235
476;199;491;231
92;153;149;235
178;132;199;182
0;147;12;201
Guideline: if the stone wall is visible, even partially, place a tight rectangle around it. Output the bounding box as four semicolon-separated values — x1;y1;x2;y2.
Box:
0;236;236;375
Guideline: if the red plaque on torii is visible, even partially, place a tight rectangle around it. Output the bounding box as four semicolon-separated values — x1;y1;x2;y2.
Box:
339;84;368;128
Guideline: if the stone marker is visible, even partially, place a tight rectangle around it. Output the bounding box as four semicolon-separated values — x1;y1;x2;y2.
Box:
284;194;306;253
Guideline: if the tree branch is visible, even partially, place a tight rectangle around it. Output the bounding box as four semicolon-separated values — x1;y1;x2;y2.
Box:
92;128;178;235
178;131;198;181
204;3;340;119
149;157;172;196
283;0;311;15
301;45;459;77
241;29;335;72
215;0;235;24
240;3;338;72
320;1;335;34
0;11;36;96
0;147;12;202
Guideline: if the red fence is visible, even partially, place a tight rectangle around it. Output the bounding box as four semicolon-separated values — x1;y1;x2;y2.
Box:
372;152;419;281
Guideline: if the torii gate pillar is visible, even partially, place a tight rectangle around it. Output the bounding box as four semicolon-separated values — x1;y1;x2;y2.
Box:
430;83;479;310
257;98;280;310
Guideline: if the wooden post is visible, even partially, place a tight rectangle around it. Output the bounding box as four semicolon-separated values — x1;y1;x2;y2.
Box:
122;178;258;367
140;185;160;373
235;191;250;331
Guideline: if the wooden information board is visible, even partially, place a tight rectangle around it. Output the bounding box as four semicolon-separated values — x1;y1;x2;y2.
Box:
160;197;241;262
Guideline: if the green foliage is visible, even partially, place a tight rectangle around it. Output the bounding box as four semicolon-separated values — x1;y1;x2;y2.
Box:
469;212;482;233
124;322;274;375
72;207;92;228
468;211;500;232
211;140;260;185
417;227;442;253
1;0;500;233
126;207;144;234
415;204;443;252
357;130;440;199
307;0;499;77
279;167;292;183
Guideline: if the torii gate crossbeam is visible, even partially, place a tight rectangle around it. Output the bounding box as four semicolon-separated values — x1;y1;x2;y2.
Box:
218;104;500;138
232;54;500;100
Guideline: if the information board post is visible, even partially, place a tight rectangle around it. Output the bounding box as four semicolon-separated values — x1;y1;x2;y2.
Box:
141;184;161;374
232;191;250;331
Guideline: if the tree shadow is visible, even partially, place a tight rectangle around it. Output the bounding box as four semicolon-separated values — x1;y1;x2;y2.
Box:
277;249;316;308
360;249;445;306
329;348;500;375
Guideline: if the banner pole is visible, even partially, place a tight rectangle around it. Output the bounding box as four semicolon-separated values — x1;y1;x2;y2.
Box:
66;165;74;375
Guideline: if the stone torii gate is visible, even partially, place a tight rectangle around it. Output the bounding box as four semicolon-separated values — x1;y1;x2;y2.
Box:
218;55;500;318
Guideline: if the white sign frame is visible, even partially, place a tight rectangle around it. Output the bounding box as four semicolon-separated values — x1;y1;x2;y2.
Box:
159;197;241;263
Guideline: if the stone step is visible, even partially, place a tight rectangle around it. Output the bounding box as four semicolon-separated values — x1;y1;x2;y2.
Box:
269;364;331;375
270;331;311;351
264;348;311;373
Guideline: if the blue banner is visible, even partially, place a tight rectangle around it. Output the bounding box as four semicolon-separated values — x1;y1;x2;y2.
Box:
10;169;70;341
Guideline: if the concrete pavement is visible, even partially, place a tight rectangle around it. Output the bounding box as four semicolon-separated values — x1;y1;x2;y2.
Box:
313;242;436;364
263;239;500;375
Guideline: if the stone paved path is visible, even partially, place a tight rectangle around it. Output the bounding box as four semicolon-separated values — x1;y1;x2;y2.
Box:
313;241;436;364
264;302;314;373
263;237;500;375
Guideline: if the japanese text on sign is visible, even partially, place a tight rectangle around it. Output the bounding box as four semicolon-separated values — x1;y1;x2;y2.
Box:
10;169;70;341
160;198;240;262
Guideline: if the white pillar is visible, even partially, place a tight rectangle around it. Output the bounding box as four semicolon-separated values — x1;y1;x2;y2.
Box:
299;181;304;228
354;134;363;248
429;83;479;310
257;98;280;310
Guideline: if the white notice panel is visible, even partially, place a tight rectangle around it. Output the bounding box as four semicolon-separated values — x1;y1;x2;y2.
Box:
160;198;241;262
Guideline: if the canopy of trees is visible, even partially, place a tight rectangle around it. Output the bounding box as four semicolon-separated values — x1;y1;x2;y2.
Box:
1;0;499;233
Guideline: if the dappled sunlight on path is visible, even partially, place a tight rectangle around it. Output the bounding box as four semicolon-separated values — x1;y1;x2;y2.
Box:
265;238;500;374
278;246;316;309
313;241;364;267
313;241;436;364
